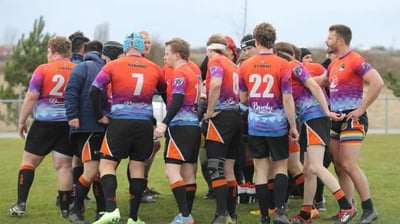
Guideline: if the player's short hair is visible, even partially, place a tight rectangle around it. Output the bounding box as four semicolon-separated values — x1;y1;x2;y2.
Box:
48;36;71;58
165;38;190;61
274;42;295;61
253;22;276;49
329;24;352;45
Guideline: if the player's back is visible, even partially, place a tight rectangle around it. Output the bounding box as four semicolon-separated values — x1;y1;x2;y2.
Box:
30;59;75;121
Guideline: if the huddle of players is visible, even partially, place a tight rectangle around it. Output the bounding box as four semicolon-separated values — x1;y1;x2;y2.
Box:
9;21;382;224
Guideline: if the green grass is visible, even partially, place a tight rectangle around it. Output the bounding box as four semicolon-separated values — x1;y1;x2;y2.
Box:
0;135;398;223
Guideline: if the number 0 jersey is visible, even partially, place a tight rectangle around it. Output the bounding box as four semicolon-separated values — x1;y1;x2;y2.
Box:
239;53;292;137
92;55;167;120
205;55;239;111
28;59;75;121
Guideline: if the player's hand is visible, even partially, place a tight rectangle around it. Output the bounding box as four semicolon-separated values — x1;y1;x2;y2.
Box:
18;122;27;139
288;127;299;143
68;118;80;129
154;123;167;138
330;112;346;121
203;111;221;122
98;116;109;125
346;107;365;121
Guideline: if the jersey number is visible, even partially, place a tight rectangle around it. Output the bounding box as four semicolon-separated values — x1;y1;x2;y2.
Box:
49;74;65;96
131;73;144;96
249;74;274;98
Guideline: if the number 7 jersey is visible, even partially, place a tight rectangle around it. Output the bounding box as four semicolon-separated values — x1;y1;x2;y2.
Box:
92;55;167;120
28;59;75;122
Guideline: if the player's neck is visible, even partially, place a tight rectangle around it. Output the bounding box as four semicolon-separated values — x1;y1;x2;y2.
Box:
336;46;351;58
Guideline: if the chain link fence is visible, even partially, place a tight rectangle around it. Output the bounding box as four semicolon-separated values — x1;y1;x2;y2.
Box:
0;96;399;136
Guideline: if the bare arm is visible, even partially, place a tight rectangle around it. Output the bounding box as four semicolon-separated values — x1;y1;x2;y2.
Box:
282;93;299;142
204;77;222;119
18;91;39;139
304;77;344;121
348;69;384;120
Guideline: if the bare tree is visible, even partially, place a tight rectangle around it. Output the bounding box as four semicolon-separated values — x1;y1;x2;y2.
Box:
93;22;109;42
1;27;19;46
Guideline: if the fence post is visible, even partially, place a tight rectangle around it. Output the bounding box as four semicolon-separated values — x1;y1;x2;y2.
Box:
384;96;388;134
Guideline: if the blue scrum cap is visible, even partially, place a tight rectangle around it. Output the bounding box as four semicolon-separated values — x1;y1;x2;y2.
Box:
123;32;144;54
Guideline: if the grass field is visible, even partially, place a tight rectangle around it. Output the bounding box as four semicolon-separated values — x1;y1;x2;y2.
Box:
1;134;399;224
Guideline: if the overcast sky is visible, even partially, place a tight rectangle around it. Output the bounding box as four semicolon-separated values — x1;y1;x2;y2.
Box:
1;0;399;49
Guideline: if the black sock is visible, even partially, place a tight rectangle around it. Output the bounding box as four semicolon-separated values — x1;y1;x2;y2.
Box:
361;198;374;210
93;177;105;214
74;177;91;213
17;167;35;203
267;179;275;209
274;173;288;213
101;174;117;212
59;190;72;211
171;180;189;217
256;184;269;217
314;177;325;202
129;178;146;220
227;181;237;217
186;183;197;213
73;166;84;185
243;164;254;183
213;181;228;216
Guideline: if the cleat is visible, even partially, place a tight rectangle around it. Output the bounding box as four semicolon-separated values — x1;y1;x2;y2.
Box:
290;214;311;224
336;206;356;224
69;211;89;224
211;215;233;224
313;200;326;211
60;209;69;219
260;215;271;224
170;213;194;224
250;208;275;216
127;217;146;224
144;187;161;197
311;208;319;219
9;203;26;216
92;208;120;224
272;213;290;224
357;209;378;224
141;193;156;203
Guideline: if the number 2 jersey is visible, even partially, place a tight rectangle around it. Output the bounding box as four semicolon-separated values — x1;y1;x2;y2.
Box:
92;55;167;120
28;59;75;122
239;53;292;137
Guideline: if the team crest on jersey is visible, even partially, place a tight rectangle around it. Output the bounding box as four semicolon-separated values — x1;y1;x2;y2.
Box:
361;62;371;70
174;77;184;87
210;66;218;74
339;64;345;72
293;67;302;76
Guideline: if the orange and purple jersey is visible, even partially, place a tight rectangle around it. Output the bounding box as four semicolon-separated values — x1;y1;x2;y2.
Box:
304;62;326;77
239;53;291;137
304;62;330;102
166;64;202;126
164;61;201;82
290;60;326;123
205;55;239;111
327;51;372;112
92;55;167;120
28;59;75;121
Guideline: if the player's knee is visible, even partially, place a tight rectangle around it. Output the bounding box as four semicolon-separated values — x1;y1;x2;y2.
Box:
207;157;225;181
